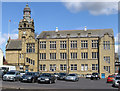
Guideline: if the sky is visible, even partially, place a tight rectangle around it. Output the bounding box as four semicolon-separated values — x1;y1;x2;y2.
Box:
0;1;118;56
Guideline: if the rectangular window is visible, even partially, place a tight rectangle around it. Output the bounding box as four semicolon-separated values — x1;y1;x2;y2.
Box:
33;60;35;65
26;58;28;62
40;53;46;60
92;40;98;48
92;52;98;59
104;56;110;63
85;64;88;71
40;64;46;71
40;41;46;49
103;66;110;73
50;64;56;71
71;52;77;59
71;41;77;49
60;53;67;59
50;41;56;49
103;41;110;50
81;40;88;48
92;64;98;70
26;43;35;53
71;64;77;71
60;41;67;49
60;64;67;71
50;53;56;60
81;52;88;59
81;64;84;71
31;59;32;64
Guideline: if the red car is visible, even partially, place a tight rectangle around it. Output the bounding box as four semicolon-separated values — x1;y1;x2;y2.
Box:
107;75;115;83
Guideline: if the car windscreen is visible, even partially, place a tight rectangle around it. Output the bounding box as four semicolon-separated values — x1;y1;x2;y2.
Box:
68;74;76;76
116;77;120;80
59;73;66;76
41;74;51;77
6;72;15;75
26;72;33;75
92;73;98;75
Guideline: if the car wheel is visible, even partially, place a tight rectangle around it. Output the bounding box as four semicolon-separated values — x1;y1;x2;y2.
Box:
49;80;52;84
53;79;56;83
32;79;35;83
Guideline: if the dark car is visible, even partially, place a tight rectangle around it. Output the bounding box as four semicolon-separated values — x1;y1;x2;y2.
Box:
20;72;40;83
58;73;67;80
38;73;56;84
90;73;100;80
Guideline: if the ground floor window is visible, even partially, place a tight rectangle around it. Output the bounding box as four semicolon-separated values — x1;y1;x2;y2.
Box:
71;64;77;71
60;64;67;71
92;64;98;70
103;66;110;73
50;64;56;71
40;64;46;71
81;64;88;71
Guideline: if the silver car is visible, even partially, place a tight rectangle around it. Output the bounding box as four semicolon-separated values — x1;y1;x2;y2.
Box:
65;74;79;82
3;71;20;81
112;75;120;87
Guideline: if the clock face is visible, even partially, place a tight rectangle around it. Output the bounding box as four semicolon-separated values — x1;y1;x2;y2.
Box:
23;31;26;34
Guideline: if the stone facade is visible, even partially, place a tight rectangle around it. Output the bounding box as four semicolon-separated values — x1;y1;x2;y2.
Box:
5;4;115;78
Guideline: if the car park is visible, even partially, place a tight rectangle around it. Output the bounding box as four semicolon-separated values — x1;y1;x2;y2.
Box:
58;73;67;80
38;73;56;84
86;74;92;78
20;72;40;83
90;73;100;80
65;73;79;82
3;70;20;81
107;75;115;83
112;75;120;87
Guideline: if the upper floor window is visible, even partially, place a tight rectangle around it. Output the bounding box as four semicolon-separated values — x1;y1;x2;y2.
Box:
60;41;66;49
60;53;67;60
50;41;56;49
26;43;35;53
81;52;88;59
50;53;56;60
71;52;77;59
81;40;88;48
103;41;110;50
92;40;98;48
92;52;98;59
40;53;46;60
104;56;110;63
71;41;77;49
40;41;46;49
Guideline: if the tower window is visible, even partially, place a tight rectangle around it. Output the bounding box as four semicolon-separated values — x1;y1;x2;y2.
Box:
24;23;26;27
28;25;29;27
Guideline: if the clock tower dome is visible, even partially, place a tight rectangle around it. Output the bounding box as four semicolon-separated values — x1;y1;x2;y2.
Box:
18;4;35;39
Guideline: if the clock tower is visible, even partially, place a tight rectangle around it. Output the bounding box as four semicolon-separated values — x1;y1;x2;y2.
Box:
18;4;35;39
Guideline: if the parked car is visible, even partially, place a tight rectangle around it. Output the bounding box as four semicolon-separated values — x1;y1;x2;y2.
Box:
20;72;40;83
19;71;25;77
2;70;20;81
54;73;59;78
107;75;115;83
112;75;120;87
65;74;79;82
38;73;56;84
86;74;92;78
58;73;67;80
90;73;100;80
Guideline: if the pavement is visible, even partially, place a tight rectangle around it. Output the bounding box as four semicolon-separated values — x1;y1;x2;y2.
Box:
0;78;119;90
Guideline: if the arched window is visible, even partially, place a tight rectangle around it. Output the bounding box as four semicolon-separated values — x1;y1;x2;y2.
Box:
24;23;26;27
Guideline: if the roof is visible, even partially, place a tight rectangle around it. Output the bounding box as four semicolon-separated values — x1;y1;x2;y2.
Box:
6;39;22;50
37;29;114;39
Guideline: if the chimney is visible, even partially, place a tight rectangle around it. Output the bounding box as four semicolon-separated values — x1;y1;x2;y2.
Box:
77;33;81;37
84;26;87;31
57;33;60;38
56;27;58;32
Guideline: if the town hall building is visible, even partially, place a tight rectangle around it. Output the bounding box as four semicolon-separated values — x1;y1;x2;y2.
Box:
5;4;115;78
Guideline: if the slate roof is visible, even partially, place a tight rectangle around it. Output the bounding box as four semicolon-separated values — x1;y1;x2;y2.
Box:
37;29;114;39
6;39;22;50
